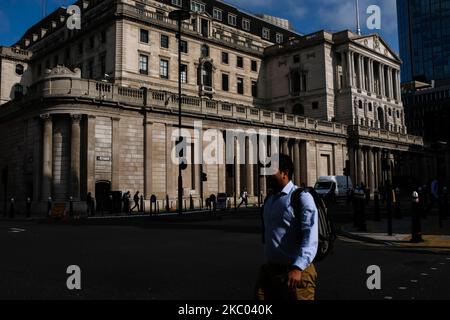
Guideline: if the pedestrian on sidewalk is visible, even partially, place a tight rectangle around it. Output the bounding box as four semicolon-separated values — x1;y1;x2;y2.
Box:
122;191;131;214
131;191;140;213
238;188;249;208
255;154;318;301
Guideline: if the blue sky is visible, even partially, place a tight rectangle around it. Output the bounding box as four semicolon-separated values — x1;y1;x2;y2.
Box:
0;0;399;52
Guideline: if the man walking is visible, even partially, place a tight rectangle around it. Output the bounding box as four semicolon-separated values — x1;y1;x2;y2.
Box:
131;191;140;213
255;154;319;300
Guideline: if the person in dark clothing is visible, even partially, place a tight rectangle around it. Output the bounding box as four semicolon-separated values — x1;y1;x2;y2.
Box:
87;192;95;217
131;191;140;213
122;191;131;214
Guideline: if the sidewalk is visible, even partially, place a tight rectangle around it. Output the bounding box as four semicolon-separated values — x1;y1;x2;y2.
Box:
339;214;450;250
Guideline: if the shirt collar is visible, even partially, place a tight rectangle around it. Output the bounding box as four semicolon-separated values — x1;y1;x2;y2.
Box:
280;181;295;196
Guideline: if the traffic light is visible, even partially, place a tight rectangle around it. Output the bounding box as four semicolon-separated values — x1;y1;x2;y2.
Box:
201;172;208;182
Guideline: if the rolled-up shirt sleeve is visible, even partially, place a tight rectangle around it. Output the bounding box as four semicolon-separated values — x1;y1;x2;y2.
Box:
293;192;319;271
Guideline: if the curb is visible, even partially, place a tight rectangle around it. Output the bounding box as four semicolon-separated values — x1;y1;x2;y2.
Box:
336;227;395;246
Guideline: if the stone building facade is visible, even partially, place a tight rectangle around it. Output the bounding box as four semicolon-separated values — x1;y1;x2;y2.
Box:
0;0;425;213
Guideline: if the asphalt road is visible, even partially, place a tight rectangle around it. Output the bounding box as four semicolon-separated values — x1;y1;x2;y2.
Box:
0;212;449;300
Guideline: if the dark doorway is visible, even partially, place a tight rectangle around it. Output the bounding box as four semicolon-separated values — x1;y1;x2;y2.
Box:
95;181;111;214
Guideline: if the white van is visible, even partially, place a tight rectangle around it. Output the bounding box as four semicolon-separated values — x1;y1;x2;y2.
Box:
314;176;353;199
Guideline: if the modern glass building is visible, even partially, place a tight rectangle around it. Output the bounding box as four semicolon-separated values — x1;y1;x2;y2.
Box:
397;0;450;83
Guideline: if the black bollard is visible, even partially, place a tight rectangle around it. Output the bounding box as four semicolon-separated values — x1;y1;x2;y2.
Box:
411;191;424;243
140;195;144;213
190;195;194;210
358;191;367;232
9;198;15;219
166;195;170;212
394;188;402;219
69;197;74;217
374;191;381;221
109;195;114;215
47;197;52;218
352;190;358;228
26;197;31;218
386;189;393;236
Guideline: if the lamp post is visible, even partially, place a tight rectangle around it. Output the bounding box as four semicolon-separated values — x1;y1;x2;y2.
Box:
169;9;191;217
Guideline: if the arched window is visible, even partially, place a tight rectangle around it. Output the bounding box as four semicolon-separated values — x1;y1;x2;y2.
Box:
358;100;363;109
368;103;372;112
201;44;209;58
293;104;304;115
15;64;24;75
14;84;24;99
200;62;212;88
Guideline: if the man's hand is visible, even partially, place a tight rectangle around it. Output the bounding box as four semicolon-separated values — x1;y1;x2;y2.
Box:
287;269;302;290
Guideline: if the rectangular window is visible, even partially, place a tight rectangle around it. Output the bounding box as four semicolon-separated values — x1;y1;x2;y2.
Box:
160;59;169;79
252;81;258;97
251;60;257;72
161;34;169;48
262;28;270;40
180;40;188;53
213;8;222;21
139;54;148;75
237;77;244;94
180;64;187;83
140;29;149;43
222;52;229;64
191;1;205;12
228;14;237;26
242;19;251;31
276;33;283;44
222;73;229;91
172;0;182;7
237;56;243;68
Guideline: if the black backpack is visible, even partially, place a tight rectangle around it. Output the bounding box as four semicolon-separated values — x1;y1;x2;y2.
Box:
290;187;336;262
260;187;336;262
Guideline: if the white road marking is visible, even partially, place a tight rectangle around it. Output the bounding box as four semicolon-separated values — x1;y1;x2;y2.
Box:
421;273;428;276
398;287;408;290
384;296;393;300
8;228;26;233
410;280;418;283
440;263;446;265
430;268;438;270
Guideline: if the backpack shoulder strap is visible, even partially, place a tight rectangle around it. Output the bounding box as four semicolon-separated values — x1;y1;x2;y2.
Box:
290;187;304;219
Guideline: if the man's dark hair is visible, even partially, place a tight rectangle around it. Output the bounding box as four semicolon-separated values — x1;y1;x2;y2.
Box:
276;153;294;180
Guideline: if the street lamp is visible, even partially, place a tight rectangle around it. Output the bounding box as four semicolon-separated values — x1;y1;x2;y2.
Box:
169;9;191;216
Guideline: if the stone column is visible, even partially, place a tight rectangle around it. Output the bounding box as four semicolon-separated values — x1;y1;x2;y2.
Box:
219;130;226;194
358;55;363;90
379;64;385;97
86;115;96;196
347;51;353;87
293;140;301;186
361;57;366;91
70;114;82;200
41;114;53;200
357;147;364;185
235;137;241;200
144;118;152;198
245;136;255;196
388;67;393;99
376;149;383;189
341;52;348;88
368;148;375;194
282;138;289;155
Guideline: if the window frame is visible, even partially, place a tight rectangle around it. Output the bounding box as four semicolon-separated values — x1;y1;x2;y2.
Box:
172;0;182;7
237;77;244;95
228;14;237;26
222;52;229;65
222;73;229;91
160;59;169;79
139;54;149;75
140;29;149;44
262;28;270;40
276;33;284;44
160;34;170;49
251;60;257;72
242;19;251;31
213;8;223;21
180;40;188;54
237;56;244;69
191;0;205;13
180;64;188;83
